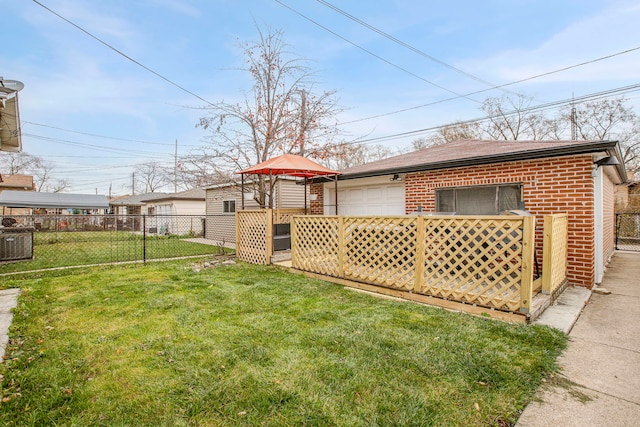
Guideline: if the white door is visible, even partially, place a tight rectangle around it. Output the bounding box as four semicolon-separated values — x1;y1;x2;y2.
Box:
329;184;405;215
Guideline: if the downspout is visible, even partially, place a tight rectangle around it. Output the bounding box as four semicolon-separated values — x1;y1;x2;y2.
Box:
594;165;604;284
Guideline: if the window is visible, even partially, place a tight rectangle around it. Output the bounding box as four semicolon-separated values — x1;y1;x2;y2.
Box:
147;206;155;216
436;184;522;215
223;200;236;213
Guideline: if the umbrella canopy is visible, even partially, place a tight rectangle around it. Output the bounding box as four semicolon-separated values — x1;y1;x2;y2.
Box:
238;154;340;178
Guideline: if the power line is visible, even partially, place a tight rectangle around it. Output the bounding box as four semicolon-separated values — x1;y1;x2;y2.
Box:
31;0;214;106
23;133;173;158
348;83;640;145
339;45;640;125
315;0;516;96
22;121;201;148
274;0;481;104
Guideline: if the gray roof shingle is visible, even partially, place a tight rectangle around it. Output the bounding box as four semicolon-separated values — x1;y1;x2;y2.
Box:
339;139;623;179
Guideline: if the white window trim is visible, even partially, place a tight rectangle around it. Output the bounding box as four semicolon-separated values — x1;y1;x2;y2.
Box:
222;199;236;214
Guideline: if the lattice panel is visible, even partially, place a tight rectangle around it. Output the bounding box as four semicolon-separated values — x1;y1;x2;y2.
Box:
236;210;268;265
343;217;417;290
274;208;306;224
548;215;568;295
292;217;340;276
419;217;525;312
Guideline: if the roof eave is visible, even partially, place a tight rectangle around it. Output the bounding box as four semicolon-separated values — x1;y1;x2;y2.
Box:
337;141;620;181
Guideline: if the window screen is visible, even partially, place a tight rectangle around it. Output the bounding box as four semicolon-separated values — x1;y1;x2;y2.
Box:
436;184;521;215
436;189;455;213
223;200;236;213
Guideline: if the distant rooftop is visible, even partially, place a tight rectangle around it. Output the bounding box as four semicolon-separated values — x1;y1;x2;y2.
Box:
108;192;169;206
0;191;109;209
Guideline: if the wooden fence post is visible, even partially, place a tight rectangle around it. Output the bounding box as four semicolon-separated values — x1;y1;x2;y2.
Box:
338;216;345;278
266;209;273;264
414;215;425;292
290;216;297;268
235;211;240;259
519;216;535;314
541;215;553;294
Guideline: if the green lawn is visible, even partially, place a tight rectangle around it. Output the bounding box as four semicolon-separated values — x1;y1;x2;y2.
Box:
0;261;566;426
0;231;224;273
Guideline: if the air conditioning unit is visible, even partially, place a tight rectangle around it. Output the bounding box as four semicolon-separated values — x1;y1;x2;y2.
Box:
0;231;33;261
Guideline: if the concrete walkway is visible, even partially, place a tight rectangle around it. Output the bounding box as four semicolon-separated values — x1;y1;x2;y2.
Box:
0;288;21;362
517;251;640;426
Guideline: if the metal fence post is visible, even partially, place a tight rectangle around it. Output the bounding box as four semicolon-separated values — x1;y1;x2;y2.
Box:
615;213;620;250
143;214;147;263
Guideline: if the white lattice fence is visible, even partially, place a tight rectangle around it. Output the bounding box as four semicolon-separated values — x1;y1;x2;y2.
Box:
542;214;569;298
236;210;270;265
291;216;340;276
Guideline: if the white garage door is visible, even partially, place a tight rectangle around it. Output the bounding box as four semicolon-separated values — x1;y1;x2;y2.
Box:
331;184;405;215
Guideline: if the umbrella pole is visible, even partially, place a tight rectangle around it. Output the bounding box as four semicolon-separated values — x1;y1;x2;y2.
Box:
241;174;245;210
334;175;338;215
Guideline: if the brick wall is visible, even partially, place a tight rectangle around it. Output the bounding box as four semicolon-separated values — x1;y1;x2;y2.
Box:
405;154;597;287
310;182;324;214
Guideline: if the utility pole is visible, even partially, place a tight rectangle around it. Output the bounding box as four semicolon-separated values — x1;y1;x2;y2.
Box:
132;172;135;195
570;94;578;141
174;139;178;193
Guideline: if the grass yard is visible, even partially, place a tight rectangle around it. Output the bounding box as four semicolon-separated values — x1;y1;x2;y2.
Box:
0;261;566;426
0;231;224;273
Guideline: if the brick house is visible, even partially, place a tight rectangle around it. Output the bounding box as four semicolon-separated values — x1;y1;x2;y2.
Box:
0;174;35;215
310;140;628;288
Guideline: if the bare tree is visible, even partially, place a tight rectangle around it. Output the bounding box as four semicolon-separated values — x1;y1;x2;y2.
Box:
0;152;41;174
323;143;395;170
49;178;71;193
571;97;636;141
174;150;235;190
479;95;637;171
1;152;70;192
568;97;639;172
481;95;540;140
135;161;171;193
197;27;341;206
413;121;483;149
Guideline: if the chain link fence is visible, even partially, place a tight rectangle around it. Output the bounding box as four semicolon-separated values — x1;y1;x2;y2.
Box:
0;214;236;273
616;213;640;251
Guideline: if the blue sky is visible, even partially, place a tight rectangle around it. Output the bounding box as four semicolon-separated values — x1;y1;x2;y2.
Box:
2;0;640;195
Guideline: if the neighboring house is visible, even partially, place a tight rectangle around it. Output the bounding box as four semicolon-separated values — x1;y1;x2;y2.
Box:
310;139;628;288
108;192;169;232
141;188;206;236
627;181;640;211
0;174;34;215
0;191;110;230
205;178;307;243
108;192;169;215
